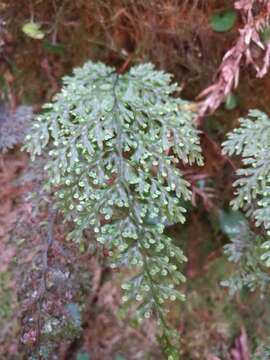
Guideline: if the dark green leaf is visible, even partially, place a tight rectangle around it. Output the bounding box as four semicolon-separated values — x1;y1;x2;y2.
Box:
43;41;65;55
218;209;246;237
210;10;237;32
224;93;238;110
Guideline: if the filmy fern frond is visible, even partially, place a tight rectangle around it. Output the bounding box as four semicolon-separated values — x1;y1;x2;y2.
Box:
223;110;270;269
219;211;270;295
24;61;203;358
223;110;270;284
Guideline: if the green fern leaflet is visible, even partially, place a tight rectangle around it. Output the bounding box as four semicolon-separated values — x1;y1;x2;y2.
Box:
25;61;203;359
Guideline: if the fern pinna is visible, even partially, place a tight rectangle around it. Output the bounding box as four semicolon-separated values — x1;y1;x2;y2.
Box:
25;61;203;358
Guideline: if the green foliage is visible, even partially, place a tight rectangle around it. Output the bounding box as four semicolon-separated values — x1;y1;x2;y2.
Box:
222;110;270;224
0;271;16;325
210;9;237;33
253;339;270;360
42;41;65;56
219;210;270;295
76;353;90;360
224;93;238;111
222;111;270;293
223;110;270;267
260;26;270;43
24;61;203;358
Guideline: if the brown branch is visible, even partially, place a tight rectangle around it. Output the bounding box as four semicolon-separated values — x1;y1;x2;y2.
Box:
196;0;270;124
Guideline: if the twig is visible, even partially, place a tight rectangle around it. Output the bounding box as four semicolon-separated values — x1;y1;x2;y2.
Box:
196;0;270;123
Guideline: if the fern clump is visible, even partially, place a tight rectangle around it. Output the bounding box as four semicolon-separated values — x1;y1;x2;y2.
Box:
223;110;270;267
25;61;203;358
222;110;270;228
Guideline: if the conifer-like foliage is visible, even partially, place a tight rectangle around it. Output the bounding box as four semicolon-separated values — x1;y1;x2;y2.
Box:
219;212;270;295
25;61;203;358
223;110;270;268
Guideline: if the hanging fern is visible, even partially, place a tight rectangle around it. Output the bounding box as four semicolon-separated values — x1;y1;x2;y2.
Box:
222;110;270;268
24;61;203;358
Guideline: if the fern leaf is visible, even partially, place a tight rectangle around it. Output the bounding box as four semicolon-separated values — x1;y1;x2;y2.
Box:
25;61;203;357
